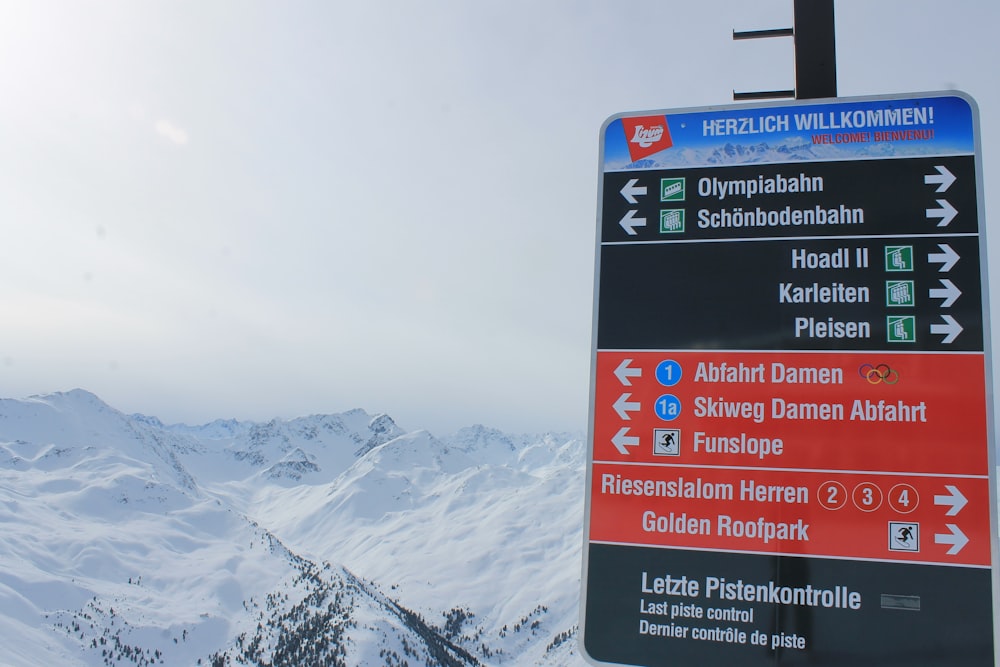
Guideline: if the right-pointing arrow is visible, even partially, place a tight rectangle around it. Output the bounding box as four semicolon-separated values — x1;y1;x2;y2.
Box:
928;279;962;308
928;244;960;272
613;393;641;420
619;210;646;236
934;485;968;516
926;199;958;227
611;427;640;455
930;315;963;344
924;165;956;192
935;524;969;555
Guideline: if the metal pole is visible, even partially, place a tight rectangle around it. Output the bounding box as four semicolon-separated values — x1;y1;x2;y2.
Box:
793;0;838;99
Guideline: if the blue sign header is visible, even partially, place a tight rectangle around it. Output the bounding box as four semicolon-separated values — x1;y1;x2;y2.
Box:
603;93;975;172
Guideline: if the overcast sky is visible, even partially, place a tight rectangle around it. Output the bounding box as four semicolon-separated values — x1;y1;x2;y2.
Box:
1;1;998;435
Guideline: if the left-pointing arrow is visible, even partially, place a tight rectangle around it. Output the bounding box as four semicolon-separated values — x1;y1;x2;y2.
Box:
619;210;646;236
620;178;647;204
934;485;968;516
930;315;963;344
935;524;969;555
612;427;640;455
613;393;641;420
614;359;642;386
926;199;958;227
928;279;962;308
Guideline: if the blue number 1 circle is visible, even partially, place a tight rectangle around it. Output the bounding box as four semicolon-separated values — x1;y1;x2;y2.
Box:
654;394;682;421
656;359;682;387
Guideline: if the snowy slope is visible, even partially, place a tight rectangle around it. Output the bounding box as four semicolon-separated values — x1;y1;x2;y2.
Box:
0;397;296;664
0;390;586;666
231;425;586;665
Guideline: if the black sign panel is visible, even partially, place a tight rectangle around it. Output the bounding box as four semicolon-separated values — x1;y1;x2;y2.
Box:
584;545;995;667
597;235;984;351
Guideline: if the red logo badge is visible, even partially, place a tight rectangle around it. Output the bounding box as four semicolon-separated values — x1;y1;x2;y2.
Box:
621;115;672;162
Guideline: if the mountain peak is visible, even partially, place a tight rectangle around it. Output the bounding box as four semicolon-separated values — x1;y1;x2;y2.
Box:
28;388;113;410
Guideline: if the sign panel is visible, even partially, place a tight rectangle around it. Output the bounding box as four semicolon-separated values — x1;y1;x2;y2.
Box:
581;92;997;666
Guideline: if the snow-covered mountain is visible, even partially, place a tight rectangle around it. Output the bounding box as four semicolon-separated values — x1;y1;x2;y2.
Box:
606;134;963;171
0;389;586;666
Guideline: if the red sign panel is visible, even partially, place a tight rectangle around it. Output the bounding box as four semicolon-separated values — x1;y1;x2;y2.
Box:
592;351;988;475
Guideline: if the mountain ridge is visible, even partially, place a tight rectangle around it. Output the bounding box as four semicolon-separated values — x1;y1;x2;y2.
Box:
0;389;585;666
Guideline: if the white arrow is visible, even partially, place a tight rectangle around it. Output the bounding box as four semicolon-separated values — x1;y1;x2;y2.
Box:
928;244;960;272
924;165;956;192
619;210;646;236
612;427;640;455
931;314;963;344
935;524;969;555
929;279;962;308
934;485;968;516
614;359;642;386
926;199;958;227
613;393;641;420
620;178;647;204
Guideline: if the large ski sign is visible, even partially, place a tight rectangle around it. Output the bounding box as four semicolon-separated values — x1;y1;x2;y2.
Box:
581;92;998;667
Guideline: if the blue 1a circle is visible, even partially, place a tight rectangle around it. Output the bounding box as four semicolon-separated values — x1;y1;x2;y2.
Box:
656;359;682;386
655;394;682;421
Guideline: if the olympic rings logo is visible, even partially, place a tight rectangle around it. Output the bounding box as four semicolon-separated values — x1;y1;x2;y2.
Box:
859;363;899;385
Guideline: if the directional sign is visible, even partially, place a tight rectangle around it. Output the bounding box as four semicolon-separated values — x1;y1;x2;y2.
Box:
581;92;998;667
